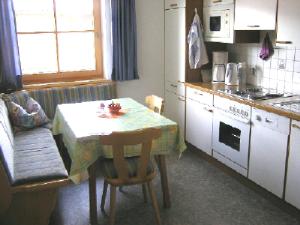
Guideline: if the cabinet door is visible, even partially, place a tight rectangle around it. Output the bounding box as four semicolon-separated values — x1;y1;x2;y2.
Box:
186;98;213;155
164;91;185;136
165;0;185;9
165;7;186;83
234;0;277;30
276;0;300;47
285;121;300;209
249;125;288;198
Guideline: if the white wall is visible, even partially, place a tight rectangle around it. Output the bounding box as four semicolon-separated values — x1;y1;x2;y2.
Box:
116;0;165;104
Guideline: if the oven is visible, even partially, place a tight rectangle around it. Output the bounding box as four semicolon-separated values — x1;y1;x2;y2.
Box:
212;95;251;176
203;1;234;43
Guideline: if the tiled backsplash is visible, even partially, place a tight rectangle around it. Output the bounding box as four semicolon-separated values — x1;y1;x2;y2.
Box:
227;35;300;95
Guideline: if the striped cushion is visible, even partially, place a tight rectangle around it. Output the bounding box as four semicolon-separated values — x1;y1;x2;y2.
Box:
101;157;155;179
29;83;117;119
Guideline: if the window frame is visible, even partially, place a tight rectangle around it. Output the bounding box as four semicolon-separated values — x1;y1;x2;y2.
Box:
15;0;103;85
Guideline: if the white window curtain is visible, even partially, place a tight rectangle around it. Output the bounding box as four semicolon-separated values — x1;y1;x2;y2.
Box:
101;0;113;80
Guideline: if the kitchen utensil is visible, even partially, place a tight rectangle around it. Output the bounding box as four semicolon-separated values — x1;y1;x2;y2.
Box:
225;63;239;86
212;64;226;82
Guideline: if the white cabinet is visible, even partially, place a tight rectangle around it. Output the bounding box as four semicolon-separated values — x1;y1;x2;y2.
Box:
164;2;186;136
186;87;213;155
249;108;290;198
234;0;277;30
164;89;186;136
165;6;185;83
285;120;300;209
165;0;185;9
276;0;300;47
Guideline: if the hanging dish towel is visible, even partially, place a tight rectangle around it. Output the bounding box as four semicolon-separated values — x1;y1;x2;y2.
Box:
187;9;209;69
259;32;274;61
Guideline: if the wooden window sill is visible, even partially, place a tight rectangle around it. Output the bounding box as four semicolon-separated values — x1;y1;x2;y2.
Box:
23;79;114;91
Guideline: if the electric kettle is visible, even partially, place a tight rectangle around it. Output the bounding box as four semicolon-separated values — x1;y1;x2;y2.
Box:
225;63;239;86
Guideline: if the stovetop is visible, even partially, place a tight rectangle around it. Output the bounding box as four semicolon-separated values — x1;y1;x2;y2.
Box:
217;86;293;101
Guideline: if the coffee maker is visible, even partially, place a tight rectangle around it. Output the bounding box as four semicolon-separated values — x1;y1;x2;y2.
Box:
212;51;228;82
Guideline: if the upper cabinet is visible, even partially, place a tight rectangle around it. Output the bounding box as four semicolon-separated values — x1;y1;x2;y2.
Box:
234;0;277;30
276;0;300;47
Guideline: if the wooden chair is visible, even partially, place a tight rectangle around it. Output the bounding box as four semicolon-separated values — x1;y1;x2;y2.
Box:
145;95;164;115
99;128;162;225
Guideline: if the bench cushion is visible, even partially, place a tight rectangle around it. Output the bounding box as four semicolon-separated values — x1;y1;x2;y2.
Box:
0;123;68;186
0;99;14;144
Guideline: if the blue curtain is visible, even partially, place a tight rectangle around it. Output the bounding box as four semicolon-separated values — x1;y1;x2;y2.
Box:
111;0;139;81
0;0;22;93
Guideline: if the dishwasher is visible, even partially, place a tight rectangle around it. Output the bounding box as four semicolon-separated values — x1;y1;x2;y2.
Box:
248;107;290;198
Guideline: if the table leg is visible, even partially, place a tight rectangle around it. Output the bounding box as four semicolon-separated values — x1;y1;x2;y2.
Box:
156;155;171;208
88;163;98;225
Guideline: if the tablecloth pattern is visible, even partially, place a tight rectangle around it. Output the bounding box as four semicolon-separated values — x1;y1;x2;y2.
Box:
52;98;186;183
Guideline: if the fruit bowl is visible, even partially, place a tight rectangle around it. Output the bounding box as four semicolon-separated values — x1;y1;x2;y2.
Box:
108;102;121;114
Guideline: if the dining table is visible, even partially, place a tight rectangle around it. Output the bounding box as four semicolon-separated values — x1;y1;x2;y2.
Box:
52;98;186;225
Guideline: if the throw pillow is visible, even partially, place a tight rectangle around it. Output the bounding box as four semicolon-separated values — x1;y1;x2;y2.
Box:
6;98;50;130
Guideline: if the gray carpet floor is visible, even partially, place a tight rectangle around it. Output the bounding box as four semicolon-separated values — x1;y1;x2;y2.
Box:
50;149;300;225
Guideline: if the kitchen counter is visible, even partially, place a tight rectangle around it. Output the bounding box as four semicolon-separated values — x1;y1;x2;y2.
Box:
185;82;300;121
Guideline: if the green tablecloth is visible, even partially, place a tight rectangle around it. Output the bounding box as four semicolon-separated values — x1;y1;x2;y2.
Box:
52;98;186;183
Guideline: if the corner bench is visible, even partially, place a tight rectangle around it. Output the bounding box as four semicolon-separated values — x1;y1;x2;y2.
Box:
0;82;117;225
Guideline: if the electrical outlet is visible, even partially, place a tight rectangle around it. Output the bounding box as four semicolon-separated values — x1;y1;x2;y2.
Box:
278;59;286;70
250;66;256;76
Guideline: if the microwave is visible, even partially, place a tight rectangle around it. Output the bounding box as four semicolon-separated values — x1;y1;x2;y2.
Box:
203;2;234;43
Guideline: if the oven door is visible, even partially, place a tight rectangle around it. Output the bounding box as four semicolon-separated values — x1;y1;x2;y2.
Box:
203;8;231;38
212;109;250;169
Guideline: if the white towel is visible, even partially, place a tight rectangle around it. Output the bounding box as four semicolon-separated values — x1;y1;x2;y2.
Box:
187;11;209;69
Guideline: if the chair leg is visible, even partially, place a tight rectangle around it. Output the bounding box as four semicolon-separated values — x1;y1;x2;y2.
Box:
101;181;108;213
147;181;162;225
142;184;148;203
109;185;117;225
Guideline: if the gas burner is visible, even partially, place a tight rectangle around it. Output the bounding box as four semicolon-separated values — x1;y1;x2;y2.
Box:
218;87;289;101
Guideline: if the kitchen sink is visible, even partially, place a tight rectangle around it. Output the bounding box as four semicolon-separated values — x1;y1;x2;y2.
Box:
270;98;300;113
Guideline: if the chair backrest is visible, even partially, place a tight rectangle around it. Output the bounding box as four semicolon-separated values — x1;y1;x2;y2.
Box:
99;128;161;182
145;95;164;115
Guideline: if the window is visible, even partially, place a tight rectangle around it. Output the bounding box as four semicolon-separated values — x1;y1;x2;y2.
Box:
13;0;103;84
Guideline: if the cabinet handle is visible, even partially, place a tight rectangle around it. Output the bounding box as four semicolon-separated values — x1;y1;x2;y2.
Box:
247;25;260;28
194;91;203;96
170;84;177;88
212;0;222;3
169;3;178;7
204;107;213;113
292;124;300;130
276;41;293;44
178;97;185;102
265;118;273;123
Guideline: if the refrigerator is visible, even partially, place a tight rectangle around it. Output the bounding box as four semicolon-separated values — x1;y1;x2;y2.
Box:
164;0;186;137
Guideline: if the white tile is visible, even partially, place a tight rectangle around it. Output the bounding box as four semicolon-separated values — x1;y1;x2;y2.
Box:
293;72;300;83
273;49;279;59
294;61;300;73
269;69;278;80
295;50;300;61
286;60;294;72
271;59;278;69
277;81;285;92
284;82;293;93
263;60;271;69
292;83;300;94
287;49;296;60
278;49;287;59
277;70;285;81
285;71;293;82
269;79;277;89
263;68;270;78
262;78;270;89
